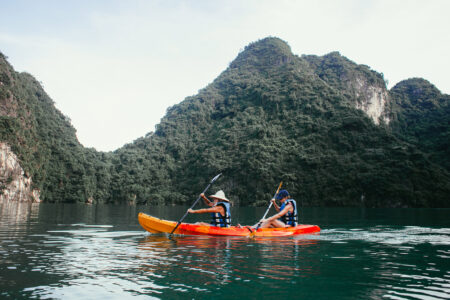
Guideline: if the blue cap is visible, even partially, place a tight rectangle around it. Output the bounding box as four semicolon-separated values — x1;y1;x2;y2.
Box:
276;189;289;200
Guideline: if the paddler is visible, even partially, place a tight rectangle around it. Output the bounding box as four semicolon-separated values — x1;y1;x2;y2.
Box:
258;189;298;228
187;190;232;228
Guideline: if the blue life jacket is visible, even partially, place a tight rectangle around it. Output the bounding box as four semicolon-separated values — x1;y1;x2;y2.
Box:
210;201;231;228
279;199;298;226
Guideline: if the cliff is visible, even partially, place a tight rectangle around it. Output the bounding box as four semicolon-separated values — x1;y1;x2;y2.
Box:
303;52;390;124
0;51;107;203
0;142;40;202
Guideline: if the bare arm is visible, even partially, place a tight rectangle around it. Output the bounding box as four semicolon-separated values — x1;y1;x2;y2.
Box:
271;198;281;212
201;193;214;207
188;205;224;215
266;203;292;222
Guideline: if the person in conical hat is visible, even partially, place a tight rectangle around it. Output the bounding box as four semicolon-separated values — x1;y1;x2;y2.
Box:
207;190;229;202
188;190;232;228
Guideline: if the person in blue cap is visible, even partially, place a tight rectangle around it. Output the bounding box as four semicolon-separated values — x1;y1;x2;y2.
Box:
259;189;298;228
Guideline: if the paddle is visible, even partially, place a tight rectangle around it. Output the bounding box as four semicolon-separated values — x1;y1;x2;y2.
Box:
250;181;283;236
170;173;222;235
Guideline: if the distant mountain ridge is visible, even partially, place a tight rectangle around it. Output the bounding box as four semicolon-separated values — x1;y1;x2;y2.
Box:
1;37;449;207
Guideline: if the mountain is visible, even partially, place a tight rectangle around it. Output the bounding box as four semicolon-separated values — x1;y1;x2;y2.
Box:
389;78;450;171
1;37;449;207
0;51;112;203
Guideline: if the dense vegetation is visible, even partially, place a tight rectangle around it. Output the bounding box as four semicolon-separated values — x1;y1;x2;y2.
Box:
389;78;450;172
0;52;113;202
1;38;449;207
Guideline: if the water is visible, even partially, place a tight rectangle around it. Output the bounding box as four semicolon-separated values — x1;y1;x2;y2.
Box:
0;202;449;299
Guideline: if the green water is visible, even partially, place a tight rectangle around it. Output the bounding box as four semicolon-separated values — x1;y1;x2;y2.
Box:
0;202;449;299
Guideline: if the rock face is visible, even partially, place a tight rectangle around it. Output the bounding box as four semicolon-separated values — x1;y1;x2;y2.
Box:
303;51;391;125
352;77;390;125
0;142;40;202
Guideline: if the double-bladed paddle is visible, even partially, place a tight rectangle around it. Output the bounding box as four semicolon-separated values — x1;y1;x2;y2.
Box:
170;173;222;235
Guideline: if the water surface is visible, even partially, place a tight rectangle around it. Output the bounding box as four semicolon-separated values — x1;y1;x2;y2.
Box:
0;202;449;299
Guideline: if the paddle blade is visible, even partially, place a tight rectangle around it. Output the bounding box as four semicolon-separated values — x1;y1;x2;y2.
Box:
211;173;222;184
275;181;283;196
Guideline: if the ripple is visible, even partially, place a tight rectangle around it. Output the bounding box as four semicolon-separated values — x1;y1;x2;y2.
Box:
2;204;450;299
314;226;450;246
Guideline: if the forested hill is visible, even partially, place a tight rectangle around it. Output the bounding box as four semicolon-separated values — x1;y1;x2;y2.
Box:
0;51;109;203
1;37;449;207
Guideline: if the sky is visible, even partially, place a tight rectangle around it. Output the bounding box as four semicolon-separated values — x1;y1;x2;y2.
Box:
1;0;449;151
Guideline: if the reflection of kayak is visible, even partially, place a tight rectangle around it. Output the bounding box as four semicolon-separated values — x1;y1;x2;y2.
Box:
138;213;320;237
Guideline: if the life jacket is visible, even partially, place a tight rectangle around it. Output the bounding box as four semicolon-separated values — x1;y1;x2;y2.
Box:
279;199;298;226
210;201;231;228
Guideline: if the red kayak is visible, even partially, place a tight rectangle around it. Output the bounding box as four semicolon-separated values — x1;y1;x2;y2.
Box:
138;212;320;237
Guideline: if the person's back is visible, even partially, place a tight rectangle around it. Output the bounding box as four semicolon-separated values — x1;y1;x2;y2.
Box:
279;198;298;226
210;199;231;227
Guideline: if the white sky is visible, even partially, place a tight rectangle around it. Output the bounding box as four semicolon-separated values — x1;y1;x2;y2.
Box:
1;0;449;151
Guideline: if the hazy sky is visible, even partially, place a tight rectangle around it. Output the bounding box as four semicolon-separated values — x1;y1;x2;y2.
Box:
1;0;449;151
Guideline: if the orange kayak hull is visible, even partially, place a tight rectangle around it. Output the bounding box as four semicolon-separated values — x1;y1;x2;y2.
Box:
138;212;320;237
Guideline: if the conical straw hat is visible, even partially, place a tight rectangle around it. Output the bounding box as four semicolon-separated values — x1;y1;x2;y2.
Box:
209;190;229;202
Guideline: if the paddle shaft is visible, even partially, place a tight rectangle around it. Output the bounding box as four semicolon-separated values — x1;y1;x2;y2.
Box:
170;173;222;234
254;182;283;231
261;202;274;221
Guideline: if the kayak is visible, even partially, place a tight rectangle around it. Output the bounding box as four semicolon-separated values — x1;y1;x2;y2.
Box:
138;212;320;237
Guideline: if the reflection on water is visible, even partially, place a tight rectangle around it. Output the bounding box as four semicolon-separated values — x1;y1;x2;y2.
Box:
0;201;449;299
138;235;320;287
